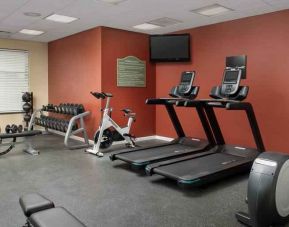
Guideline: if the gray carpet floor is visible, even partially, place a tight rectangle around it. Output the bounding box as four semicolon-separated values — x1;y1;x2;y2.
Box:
0;134;254;227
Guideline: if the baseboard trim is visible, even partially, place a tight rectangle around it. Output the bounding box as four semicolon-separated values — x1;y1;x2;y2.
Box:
41;129;174;146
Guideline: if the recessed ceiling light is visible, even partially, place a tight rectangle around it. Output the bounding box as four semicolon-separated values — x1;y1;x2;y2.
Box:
191;4;232;16
45;14;78;23
23;12;42;17
99;0;127;5
133;23;161;30
19;29;44;36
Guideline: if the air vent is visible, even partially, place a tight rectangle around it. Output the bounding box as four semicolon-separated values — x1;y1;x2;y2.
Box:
148;17;182;27
0;31;11;37
99;0;127;5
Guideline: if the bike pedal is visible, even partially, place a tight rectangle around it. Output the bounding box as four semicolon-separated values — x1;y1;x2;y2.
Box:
123;133;136;139
125;143;135;148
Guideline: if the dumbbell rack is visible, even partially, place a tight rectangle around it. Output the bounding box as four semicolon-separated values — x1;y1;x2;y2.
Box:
28;108;90;149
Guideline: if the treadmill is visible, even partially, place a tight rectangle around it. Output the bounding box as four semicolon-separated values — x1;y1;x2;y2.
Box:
146;55;266;187
110;71;215;169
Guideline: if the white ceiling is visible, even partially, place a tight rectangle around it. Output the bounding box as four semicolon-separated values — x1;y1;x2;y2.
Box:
0;0;288;42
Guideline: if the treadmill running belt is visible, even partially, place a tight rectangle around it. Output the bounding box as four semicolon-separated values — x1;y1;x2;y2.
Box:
154;153;248;181
115;144;202;163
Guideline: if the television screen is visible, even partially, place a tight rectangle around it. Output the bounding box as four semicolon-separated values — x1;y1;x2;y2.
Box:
150;34;191;62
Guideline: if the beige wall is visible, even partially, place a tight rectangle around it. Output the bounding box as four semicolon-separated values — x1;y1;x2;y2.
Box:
0;38;48;131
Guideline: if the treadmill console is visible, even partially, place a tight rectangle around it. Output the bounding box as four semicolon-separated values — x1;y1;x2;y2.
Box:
209;55;249;101
169;71;199;99
221;69;242;96
177;71;194;95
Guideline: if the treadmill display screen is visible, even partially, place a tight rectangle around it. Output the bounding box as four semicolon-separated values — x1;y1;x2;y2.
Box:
224;70;239;83
181;72;192;83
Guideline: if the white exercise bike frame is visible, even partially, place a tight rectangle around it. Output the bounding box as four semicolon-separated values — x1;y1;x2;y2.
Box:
86;95;135;157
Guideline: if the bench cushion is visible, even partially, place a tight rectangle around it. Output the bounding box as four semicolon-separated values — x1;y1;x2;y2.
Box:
19;193;55;217
29;207;86;227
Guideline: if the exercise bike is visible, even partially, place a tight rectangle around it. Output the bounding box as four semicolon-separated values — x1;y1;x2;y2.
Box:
86;92;136;157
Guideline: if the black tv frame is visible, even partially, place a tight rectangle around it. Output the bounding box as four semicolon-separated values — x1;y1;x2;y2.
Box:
149;33;191;62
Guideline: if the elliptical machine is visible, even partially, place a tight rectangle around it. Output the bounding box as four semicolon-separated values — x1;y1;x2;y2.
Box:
86;92;136;157
236;152;289;227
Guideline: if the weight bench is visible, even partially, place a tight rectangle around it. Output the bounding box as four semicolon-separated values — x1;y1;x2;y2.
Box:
0;130;42;156
20;193;86;227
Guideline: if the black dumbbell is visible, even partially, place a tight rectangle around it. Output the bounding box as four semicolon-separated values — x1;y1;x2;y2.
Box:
58;120;65;132
24;114;31;122
64;104;70;114
60;103;66;114
64;104;70;115
67;104;74;115
56;105;61;113
55;121;61;131
52;119;58;130
58;103;63;113
48;104;55;112
42;105;47;111
68;104;73;115
22;92;32;102
41;116;48;127
23;102;32;112
18;125;23;133
77;104;85;115
47;118;53;129
5;124;22;133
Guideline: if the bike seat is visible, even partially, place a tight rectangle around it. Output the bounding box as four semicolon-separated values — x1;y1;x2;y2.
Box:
90;92;105;99
121;108;132;114
90;92;113;99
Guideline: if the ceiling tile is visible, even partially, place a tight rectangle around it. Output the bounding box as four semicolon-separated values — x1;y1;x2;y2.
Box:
0;0;288;42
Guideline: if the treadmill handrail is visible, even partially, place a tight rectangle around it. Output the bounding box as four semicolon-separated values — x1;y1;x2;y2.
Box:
184;98;265;152
176;100;216;146
146;98;189;138
146;98;191;105
204;100;265;152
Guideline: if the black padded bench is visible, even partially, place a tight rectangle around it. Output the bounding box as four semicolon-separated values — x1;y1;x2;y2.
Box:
0;130;42;156
19;193;86;227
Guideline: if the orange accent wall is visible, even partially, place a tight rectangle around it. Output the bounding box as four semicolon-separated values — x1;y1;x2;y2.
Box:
49;28;102;137
48;27;155;138
156;10;289;153
101;27;156;137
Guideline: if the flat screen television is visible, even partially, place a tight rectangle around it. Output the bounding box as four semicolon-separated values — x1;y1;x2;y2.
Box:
149;34;191;62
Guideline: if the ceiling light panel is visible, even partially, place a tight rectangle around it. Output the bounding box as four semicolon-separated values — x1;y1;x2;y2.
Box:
19;29;44;35
191;4;233;16
133;23;161;30
45;14;78;23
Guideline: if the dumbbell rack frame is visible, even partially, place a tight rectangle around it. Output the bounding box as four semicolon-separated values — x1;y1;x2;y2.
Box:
28;109;90;149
